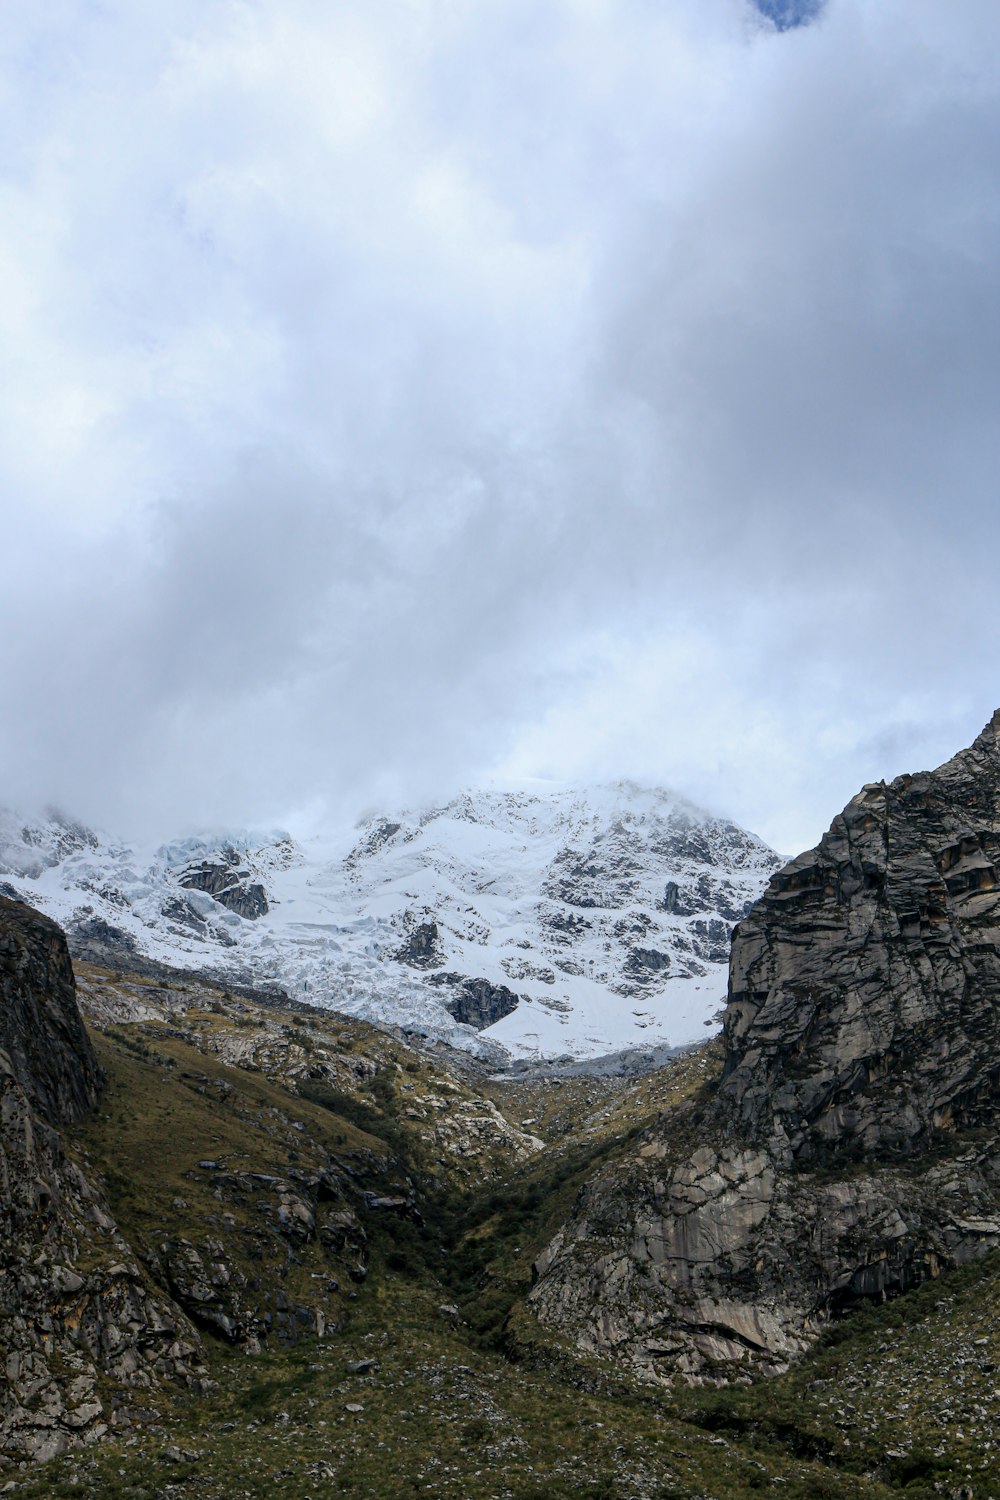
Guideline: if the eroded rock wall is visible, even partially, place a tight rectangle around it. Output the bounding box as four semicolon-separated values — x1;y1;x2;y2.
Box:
721;708;1000;1160
0;899;206;1465
528;711;1000;1383
0;895;103;1126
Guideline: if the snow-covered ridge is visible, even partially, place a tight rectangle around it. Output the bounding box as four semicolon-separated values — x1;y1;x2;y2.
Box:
0;784;781;1061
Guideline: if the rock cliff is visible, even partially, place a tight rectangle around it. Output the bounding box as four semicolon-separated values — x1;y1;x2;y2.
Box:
0;898;207;1465
0;895;103;1125
179;849;269;919
528;712;1000;1382
721;707;1000;1159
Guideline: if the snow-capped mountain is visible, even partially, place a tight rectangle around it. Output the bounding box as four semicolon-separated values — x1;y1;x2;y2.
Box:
0;784;780;1060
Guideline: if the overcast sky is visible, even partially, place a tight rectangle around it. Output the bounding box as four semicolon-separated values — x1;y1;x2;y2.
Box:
2;0;998;854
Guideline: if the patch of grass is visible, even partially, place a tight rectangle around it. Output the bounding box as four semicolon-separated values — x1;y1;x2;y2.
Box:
673;1249;1000;1496
27;974;996;1500
72;1026;390;1329
8;1268;905;1500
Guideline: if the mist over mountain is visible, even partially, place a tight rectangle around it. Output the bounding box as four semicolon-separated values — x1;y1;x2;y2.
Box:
6;713;1000;1494
0;781;780;1061
2;1;999;855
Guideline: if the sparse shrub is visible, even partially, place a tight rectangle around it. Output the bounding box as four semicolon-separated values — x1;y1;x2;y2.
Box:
581;1477;621;1500
886;1448;949;1487
460;1416;492;1446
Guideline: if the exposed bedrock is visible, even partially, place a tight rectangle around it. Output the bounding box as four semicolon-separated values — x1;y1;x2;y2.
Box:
0;895;103;1125
529;711;1000;1382
0;897;206;1464
428;973;521;1029
179;849;269;919
721;707;1000;1160
395;918;444;969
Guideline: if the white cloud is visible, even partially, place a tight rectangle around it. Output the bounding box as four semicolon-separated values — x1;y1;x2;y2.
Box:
1;0;998;851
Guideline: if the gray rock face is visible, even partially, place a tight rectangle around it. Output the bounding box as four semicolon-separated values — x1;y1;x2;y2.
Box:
395;919;444;969
66;912;142;969
179;850;269;919
528;712;1000;1383
430;974;520;1029
721;708;1000;1159
0;898;207;1463
0;895;103;1125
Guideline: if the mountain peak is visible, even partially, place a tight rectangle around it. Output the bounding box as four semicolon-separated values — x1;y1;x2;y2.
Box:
0;782;779;1062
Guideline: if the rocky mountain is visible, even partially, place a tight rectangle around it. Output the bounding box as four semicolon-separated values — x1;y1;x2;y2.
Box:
0;784;780;1061
528;709;1000;1382
5;712;1000;1499
0;896;208;1463
0;894;545;1466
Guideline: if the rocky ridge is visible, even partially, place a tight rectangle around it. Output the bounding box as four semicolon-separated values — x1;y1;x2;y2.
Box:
528;710;1000;1383
0;893;549;1469
0;897;208;1464
0;783;780;1061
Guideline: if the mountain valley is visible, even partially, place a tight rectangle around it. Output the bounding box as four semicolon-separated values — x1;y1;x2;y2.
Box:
5;720;1000;1497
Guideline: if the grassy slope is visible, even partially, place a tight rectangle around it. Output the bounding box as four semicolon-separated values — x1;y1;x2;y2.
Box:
73;1024;387;1322
7;972;999;1499
677;1249;1000;1495
8;1275;904;1500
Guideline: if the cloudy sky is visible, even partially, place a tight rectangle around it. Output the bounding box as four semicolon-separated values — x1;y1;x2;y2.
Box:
1;0;998;853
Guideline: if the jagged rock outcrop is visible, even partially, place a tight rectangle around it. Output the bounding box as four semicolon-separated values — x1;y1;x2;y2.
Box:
179;850;269;919
429;974;520;1029
721;709;1000;1157
528;712;1000;1383
0;896;103;1125
0;898;207;1465
395;919;444;969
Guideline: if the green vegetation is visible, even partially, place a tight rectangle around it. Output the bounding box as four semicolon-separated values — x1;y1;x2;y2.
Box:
12;971;998;1499
9;1273;907;1500
676;1249;1000;1496
74;1024;384;1325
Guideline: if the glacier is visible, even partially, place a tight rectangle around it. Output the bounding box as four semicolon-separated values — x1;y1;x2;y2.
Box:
0;782;780;1061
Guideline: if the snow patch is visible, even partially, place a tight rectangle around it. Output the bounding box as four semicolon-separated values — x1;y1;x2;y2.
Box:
0;785;780;1061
